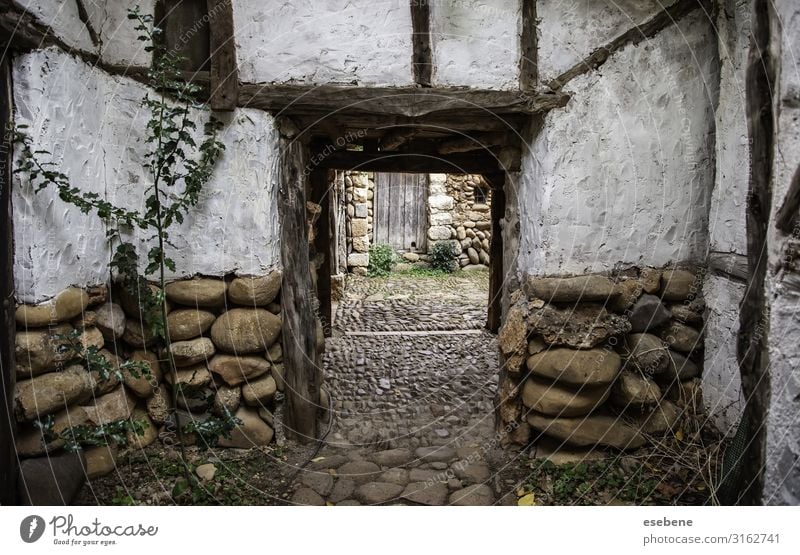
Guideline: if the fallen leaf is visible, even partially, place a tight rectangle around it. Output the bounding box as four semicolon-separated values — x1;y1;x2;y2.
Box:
675;429;685;441
517;493;536;506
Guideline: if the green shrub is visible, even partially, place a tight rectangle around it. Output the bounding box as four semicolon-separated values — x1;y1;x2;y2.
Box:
368;243;395;276
429;241;459;273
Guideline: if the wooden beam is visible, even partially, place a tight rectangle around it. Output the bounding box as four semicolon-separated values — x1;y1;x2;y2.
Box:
486;173;506;333
317;149;500;174
547;0;712;90
410;0;432;87
238;83;569;117
723;0;776;506
379;128;418;151
310;159;334;335
775;164;800;233
708;251;750;282
0;52;18;504
207;0;238;111
278;134;320;443
519;0;537;90
438;132;510;154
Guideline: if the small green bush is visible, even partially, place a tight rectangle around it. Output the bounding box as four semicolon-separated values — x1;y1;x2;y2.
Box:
368;243;395;276
429;241;459;273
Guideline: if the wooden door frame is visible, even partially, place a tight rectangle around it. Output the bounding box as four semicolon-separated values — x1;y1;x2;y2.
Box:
1;53;18;504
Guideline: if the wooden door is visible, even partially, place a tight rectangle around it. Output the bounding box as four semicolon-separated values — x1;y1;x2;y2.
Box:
373;173;428;251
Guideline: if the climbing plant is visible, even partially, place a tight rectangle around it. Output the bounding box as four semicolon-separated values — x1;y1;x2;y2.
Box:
14;6;238;490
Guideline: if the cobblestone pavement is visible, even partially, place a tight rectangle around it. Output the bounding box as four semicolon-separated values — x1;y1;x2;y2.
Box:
289;272;510;506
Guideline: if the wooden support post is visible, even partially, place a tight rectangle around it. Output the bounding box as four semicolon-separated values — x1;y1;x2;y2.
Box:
410;0;432;87
486;173;506;333
207;0;238;111
0;53;18;504
729;0;776;505
310;161;333;335
279;136;320;443
519;0;537;91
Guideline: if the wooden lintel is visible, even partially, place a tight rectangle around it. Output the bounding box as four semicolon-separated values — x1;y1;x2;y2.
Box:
438;131;510;154
238;83;569;117
316;150;500;174
207;0;239;111
379;128;418;151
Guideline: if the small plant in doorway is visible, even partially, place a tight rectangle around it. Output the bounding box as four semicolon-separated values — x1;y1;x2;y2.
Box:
368;243;395;276
429;240;459;273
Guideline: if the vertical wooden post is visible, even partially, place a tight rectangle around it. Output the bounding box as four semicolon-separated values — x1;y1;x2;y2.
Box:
0;53;18;504
731;0;776;505
519;0;538;91
310;163;333;335
207;0;239;111
410;0;432;87
486;172;506;333
279;136;320;443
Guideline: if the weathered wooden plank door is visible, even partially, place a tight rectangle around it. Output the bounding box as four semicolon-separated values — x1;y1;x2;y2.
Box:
373;173;428;251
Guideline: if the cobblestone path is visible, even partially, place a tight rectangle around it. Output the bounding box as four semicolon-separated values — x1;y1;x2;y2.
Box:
289;272;507;505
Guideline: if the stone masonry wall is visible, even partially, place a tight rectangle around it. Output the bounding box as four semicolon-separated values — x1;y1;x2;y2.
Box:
344;172;375;275
14;273;289;478
498;267;705;453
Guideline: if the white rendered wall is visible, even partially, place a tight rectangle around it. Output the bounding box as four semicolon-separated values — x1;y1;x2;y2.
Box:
517;15;718;276
763;0;800;505
536;0;664;84
14;0;96;53
702;274;745;435
85;0;156;68
429;0;520;90
232;0;414;87
13;48;281;303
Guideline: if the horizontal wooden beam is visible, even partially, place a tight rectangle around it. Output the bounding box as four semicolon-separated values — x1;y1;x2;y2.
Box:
438;131;511;154
239;83;569;117
708;251;750;282
315;149;501;174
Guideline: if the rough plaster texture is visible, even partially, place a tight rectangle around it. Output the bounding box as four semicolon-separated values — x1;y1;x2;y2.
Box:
763;0;800;505
85;0;155;68
536;0;664;84
518;15;718;276
709;0;750;256
702;274;745;434
430;0;520;90
14;0;96;53
232;0;414;86
13;48;280;303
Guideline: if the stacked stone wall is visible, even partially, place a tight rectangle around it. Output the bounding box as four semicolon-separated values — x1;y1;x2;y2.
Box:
14;273;291;477
344;172;375;274
498;266;706;453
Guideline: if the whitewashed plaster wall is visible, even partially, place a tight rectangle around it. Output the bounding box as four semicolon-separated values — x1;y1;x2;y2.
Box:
702;274;745;435
14;0;95;53
429;0;520;90
13;48;281;303
763;0;800;505
13;0;155;67
85;0;155;68
701;0;750;437
232;0;414;87
518;14;718;276
536;0;665;84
